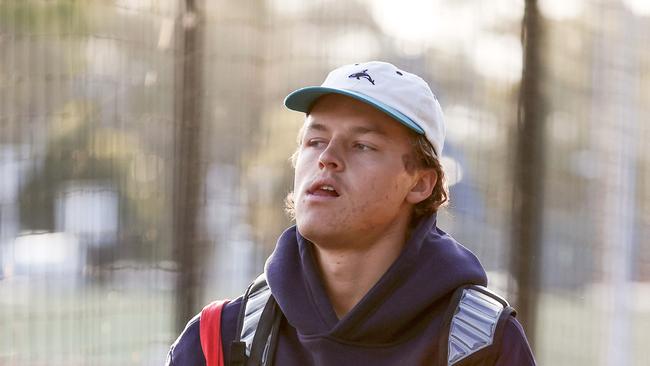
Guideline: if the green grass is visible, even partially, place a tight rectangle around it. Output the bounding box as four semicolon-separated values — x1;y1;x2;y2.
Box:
536;290;650;366
0;277;175;366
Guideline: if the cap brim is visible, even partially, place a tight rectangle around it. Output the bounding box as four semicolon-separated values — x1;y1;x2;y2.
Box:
283;86;425;134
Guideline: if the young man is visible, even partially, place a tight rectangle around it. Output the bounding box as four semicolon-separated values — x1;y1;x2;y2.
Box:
167;61;536;365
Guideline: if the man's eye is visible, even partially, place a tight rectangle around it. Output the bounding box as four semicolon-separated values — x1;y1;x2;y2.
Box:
307;139;326;147
354;143;374;151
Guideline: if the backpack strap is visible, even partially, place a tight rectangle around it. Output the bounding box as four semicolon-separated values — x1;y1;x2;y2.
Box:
440;285;516;366
200;300;230;366
230;273;280;366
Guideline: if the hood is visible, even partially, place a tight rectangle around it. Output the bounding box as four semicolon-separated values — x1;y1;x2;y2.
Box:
264;214;487;345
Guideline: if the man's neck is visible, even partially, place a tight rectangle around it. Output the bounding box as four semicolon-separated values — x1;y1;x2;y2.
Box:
311;220;410;319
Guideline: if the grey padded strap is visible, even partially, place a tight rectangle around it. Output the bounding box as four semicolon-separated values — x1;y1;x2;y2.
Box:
448;286;508;365
240;273;272;357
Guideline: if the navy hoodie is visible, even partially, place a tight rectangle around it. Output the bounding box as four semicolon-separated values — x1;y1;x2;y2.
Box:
167;214;536;365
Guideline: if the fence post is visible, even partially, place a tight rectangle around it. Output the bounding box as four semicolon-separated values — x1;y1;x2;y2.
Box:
511;0;545;349
172;0;205;333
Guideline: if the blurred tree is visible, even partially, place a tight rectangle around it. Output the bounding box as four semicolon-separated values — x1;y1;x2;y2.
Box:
18;101;163;267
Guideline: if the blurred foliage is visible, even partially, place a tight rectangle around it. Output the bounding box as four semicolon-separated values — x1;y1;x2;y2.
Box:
0;0;87;34
18;100;166;262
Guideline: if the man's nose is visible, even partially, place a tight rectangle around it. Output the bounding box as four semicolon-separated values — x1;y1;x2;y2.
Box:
318;143;344;171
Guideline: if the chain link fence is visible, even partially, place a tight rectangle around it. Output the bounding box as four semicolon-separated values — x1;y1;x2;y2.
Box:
0;0;648;365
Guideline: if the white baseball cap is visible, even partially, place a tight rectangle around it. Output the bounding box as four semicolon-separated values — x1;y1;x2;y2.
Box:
284;61;446;156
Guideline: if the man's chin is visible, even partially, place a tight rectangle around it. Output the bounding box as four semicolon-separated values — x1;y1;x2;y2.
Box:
296;218;343;244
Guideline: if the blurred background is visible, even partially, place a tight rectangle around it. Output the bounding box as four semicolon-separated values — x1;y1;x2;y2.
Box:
0;0;648;365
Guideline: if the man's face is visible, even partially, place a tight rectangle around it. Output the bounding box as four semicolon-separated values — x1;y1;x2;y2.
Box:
293;94;421;249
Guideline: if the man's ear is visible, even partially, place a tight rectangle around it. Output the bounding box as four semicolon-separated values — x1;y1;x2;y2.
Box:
406;168;437;205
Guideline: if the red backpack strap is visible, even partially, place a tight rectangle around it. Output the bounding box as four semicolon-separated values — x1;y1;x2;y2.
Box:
200;300;230;366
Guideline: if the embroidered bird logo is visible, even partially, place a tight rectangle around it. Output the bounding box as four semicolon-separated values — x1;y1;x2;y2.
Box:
348;69;375;85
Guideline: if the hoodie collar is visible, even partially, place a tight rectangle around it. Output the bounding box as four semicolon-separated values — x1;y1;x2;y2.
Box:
265;214;487;344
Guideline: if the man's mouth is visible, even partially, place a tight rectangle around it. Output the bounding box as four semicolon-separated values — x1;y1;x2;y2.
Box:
307;181;340;197
311;184;339;197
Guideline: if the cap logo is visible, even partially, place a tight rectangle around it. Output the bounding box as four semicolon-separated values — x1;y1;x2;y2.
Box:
348;69;375;85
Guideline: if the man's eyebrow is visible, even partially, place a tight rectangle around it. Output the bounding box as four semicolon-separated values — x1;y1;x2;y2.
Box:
305;123;328;132
350;125;387;136
304;123;387;136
